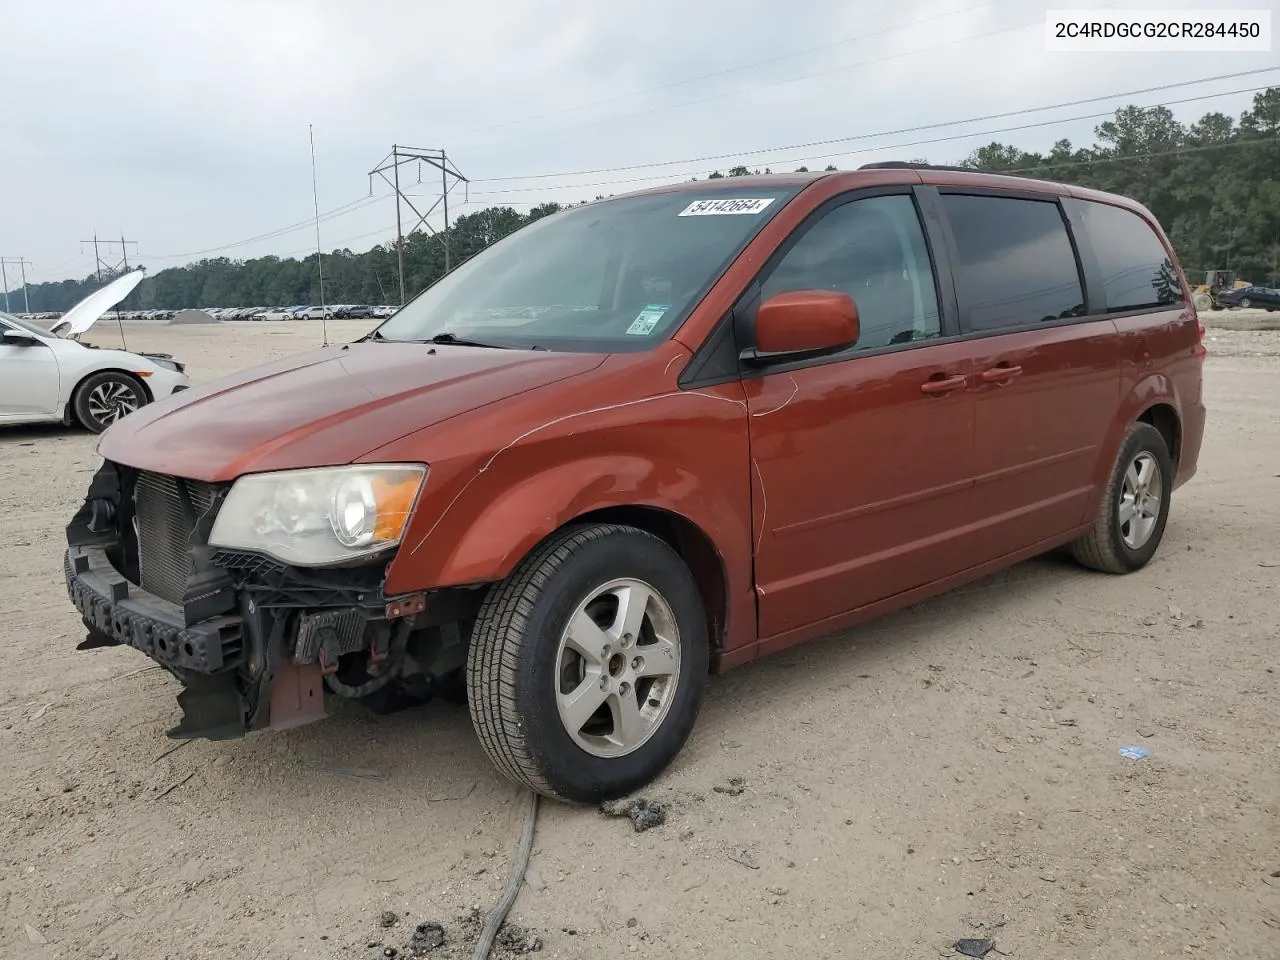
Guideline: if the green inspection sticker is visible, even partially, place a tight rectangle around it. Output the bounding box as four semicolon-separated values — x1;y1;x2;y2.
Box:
626;304;669;335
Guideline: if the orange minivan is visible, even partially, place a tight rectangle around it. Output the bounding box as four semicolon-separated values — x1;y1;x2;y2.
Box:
65;165;1205;801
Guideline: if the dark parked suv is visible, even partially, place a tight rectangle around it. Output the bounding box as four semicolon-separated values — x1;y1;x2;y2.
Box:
65;164;1205;802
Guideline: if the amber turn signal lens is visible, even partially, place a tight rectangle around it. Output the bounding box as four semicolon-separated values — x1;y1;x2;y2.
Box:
372;475;422;541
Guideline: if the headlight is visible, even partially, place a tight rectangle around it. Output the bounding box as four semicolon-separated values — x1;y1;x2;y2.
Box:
208;464;427;566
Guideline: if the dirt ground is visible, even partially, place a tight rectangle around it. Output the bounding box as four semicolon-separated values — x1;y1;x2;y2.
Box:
2;316;1278;960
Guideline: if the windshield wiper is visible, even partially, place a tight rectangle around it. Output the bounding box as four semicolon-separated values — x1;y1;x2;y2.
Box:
426;332;508;349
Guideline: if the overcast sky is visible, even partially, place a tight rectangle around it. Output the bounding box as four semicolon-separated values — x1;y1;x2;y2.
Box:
2;0;1276;285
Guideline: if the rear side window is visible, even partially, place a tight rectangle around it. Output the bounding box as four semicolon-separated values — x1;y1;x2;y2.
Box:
761;194;941;350
1075;200;1183;312
942;194;1085;333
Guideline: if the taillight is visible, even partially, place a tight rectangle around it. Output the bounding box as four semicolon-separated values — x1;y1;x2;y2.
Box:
1195;319;1207;357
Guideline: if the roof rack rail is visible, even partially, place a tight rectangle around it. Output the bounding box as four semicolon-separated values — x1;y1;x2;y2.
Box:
858;161;977;173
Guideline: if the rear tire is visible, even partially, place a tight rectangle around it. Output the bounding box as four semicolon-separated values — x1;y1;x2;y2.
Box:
1069;422;1173;574
72;371;148;434
466;523;709;802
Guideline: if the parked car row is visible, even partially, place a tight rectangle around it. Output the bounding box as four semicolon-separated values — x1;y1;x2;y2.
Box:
11;305;399;324
210;304;397;321
14;309;178;323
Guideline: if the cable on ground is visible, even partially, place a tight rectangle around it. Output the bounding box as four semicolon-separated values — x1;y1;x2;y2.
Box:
472;789;540;960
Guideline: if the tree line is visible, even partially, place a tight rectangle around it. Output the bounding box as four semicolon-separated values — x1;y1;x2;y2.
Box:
7;88;1279;315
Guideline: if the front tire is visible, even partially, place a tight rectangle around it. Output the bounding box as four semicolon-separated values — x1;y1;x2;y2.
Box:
466;524;709;802
1069;422;1173;574
73;371;148;434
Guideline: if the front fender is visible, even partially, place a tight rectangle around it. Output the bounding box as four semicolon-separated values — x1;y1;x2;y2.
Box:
376;366;755;652
404;455;734;588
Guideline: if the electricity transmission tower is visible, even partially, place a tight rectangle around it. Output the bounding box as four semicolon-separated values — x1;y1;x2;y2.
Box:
80;233;140;283
0;256;33;313
368;146;468;305
80;233;141;345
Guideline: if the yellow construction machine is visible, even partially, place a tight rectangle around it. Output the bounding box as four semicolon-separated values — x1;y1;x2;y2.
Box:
1191;270;1250;311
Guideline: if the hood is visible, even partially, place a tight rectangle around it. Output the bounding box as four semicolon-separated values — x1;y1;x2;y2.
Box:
96;342;607;482
49;269;147;337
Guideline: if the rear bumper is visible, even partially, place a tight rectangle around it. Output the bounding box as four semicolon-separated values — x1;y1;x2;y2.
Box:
64;544;244;673
1174;399;1206;490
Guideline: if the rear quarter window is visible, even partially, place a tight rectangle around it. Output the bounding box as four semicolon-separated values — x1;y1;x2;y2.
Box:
941;194;1086;334
1073;200;1184;312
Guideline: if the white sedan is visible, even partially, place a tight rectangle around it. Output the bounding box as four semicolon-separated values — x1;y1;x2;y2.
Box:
0;308;190;435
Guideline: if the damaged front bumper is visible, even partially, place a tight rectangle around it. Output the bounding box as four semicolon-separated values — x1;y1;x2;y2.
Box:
63;460;475;742
65;544;243;673
63;541;317;740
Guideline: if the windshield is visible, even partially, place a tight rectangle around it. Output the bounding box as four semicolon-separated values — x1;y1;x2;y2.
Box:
0;312;54;338
373;186;803;351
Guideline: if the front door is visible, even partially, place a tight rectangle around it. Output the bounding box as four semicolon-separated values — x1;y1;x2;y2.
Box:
742;192;977;640
0;320;60;419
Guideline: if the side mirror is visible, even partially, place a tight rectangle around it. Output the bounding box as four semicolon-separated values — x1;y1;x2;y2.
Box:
2;329;42;348
744;289;859;364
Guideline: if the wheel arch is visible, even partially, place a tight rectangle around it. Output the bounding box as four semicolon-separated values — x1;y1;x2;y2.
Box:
1136;401;1181;469
386;445;754;662
570;505;729;657
63;366;154;424
1085;374;1184;520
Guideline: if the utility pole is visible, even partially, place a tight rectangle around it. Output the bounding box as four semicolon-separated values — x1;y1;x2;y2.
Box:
368;145;468;305
0;257;32;312
0;258;33;313
441;149;451;273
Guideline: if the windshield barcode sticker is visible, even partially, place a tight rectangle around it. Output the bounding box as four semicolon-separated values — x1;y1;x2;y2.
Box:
678;198;775;217
626;305;668;335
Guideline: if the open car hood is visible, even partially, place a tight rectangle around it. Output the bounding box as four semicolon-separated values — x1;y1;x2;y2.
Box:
49;269;146;337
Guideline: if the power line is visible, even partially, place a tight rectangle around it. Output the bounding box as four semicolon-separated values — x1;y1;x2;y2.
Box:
459;0;1123;152
279;224;398;258
1001;135;1280;174
122;67;1273;271
466;83;1277;198
473;67;1280;184
30;252;91;282
38;74;1277;278
144;195;385;261
458;0;1015;137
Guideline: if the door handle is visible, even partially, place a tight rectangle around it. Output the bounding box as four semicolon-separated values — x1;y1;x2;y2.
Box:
920;374;967;395
980;364;1023;383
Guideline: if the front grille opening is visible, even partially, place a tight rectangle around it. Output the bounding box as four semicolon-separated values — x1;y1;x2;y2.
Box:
133;472;220;604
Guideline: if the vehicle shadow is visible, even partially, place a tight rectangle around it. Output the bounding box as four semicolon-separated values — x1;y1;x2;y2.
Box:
0;422;84;443
245;550;1085;799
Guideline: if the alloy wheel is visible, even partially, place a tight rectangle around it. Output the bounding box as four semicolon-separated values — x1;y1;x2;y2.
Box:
1119;451;1162;549
553;578;681;758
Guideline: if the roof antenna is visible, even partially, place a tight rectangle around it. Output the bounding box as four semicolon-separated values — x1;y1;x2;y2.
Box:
309;123;329;348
